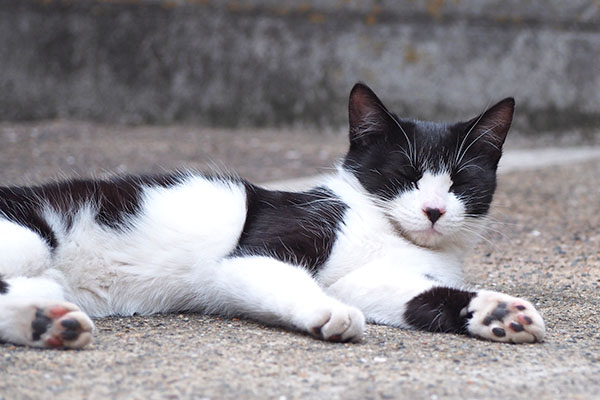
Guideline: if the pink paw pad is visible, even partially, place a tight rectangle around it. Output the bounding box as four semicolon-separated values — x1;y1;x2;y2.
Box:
517;313;533;325
48;306;70;319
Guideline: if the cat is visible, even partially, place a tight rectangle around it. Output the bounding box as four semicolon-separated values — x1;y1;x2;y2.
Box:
0;83;545;349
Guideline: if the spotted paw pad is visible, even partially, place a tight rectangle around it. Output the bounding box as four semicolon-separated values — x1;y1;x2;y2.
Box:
467;291;545;344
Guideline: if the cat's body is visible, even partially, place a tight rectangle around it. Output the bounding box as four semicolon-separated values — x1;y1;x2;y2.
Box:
0;84;545;349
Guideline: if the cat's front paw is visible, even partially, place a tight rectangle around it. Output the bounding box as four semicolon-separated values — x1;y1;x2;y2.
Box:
466;290;545;343
307;303;365;343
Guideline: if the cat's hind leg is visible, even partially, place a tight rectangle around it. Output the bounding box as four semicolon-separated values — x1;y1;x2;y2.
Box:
0;220;94;349
0;276;94;349
202;256;365;342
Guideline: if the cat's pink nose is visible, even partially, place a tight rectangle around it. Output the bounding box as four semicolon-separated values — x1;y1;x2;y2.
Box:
423;207;445;224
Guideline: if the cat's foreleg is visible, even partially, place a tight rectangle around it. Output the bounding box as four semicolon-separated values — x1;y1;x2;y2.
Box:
0;276;94;349
325;265;545;343
202;256;365;342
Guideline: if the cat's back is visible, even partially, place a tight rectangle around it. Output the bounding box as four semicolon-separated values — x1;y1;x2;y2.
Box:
0;173;249;250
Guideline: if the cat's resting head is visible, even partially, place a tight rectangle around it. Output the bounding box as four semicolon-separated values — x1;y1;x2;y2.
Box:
343;83;514;250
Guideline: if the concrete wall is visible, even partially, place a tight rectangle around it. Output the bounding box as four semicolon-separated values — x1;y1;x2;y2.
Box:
1;0;599;132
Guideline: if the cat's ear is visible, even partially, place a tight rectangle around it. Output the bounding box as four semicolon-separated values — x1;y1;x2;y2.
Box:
466;98;515;149
348;83;396;146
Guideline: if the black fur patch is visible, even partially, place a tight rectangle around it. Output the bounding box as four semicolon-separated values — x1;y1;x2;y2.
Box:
0;275;8;295
232;184;347;274
0;173;184;249
404;287;477;334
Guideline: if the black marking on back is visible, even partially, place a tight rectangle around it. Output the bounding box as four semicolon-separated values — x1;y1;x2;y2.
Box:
404;287;477;334
0;275;8;295
232;184;347;274
0;173;185;249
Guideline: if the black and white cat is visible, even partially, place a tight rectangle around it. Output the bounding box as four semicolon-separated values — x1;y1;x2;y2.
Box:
0;84;545;349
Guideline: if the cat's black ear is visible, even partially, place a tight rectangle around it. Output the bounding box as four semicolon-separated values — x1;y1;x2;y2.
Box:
348;83;396;146
467;98;515;149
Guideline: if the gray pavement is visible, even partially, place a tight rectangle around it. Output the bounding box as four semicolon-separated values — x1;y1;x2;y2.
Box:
0;121;599;399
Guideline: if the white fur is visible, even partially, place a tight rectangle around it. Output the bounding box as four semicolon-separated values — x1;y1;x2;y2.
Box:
66;176;250;316
0;219;52;277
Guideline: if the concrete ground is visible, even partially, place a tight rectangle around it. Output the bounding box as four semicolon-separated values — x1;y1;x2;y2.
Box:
0;121;599;400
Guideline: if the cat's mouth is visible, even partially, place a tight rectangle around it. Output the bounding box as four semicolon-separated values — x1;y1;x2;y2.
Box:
407;228;448;249
419;227;442;236
411;227;444;242
388;218;445;249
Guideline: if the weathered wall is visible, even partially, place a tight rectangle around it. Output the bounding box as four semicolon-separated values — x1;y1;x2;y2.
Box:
1;0;599;132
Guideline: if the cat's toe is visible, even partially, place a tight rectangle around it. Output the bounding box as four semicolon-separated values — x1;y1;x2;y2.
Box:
309;304;365;343
31;302;94;349
467;290;545;343
51;311;94;348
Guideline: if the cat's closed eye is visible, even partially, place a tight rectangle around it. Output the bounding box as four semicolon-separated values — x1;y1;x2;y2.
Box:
395;167;421;185
449;181;468;192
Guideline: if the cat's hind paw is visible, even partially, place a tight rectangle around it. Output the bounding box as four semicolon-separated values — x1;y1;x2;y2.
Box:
307;303;365;343
32;303;94;349
3;300;95;349
466;290;545;343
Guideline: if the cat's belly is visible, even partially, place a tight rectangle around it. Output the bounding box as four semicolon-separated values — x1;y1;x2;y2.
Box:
51;176;249;317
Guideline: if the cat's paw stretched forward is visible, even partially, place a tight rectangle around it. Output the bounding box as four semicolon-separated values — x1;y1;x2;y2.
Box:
466;290;545;343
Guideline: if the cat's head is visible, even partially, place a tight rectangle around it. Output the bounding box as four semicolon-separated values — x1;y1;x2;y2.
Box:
343;83;514;249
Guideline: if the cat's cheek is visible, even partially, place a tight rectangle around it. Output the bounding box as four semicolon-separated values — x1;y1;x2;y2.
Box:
387;191;429;232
